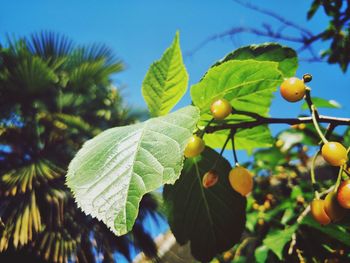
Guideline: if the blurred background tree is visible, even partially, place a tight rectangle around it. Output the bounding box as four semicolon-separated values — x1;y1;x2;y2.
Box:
0;32;159;263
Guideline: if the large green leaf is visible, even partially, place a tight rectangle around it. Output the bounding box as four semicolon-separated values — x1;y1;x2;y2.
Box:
66;106;199;236
204;126;273;154
163;147;246;262
191;60;283;121
142;31;188;117
213;43;298;78
263;224;297;260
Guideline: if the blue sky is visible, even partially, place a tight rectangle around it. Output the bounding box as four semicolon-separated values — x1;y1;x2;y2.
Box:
1;0;348;121
2;0;349;168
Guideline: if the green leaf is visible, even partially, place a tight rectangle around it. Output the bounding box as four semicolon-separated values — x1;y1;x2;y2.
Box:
191;60;283;120
301;215;350;246
66;106;200;236
142;31;189;117
301;97;341;110
11;56;58;94
213;43;298;77
344;127;350;147
204;126;273;154
263;225;297;260
163;147;246;262
255;245;269;263
307;0;321;19
254;147;286;169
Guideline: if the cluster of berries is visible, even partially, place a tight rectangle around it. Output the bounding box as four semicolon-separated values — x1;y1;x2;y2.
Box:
184;98;253;196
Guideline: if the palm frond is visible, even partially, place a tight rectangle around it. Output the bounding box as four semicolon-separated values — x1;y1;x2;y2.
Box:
35;230;77;263
74;43;120;66
0;192;41;251
11;56;58;94
27;31;74;60
1;160;63;195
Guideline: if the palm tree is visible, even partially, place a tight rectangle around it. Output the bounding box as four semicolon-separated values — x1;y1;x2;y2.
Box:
0;32;158;263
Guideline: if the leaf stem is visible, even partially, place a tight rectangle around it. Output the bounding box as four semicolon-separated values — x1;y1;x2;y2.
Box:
334;165;344;192
212;133;231;169
311;105;328;144
230;130;239;166
311;150;320;199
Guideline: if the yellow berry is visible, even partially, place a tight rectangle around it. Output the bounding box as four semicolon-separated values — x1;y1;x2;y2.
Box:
184;135;205;158
210;98;232;120
275;139;284;148
321;141;348;166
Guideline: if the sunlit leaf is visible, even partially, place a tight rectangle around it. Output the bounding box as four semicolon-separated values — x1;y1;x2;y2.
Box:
263;224;297;260
66;106;199;236
142;31;188;117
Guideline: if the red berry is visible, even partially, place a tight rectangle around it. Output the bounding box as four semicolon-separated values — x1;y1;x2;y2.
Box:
202;170;219;189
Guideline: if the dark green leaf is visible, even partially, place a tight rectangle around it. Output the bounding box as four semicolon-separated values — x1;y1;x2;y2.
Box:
213;43;298;77
301;215;350;246
163;147;246;262
307;0;321;20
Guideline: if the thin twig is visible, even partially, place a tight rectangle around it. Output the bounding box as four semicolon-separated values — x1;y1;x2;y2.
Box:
232;0;313;36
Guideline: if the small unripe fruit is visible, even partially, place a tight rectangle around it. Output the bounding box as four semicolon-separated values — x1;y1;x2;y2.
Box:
337;180;350;209
210;98;232;120
184;135;205;158
321;142;348;166
275;139;284;148
252;202;259;210
222;251;233;261
202;170;219;189
228;166;253;196
310;199;331;225
324;192;346;222
280;77;306;102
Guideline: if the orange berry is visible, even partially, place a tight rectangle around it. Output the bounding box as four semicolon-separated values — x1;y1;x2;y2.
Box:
310;199;331;225
280;77;306;102
228;166;253;196
324;191;346;222
337;180;350;209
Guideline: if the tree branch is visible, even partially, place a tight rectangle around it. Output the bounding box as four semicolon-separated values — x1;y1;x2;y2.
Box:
205;114;350;133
